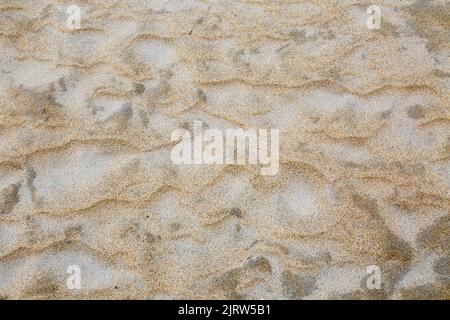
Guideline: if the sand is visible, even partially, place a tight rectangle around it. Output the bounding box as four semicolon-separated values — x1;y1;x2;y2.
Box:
0;0;448;299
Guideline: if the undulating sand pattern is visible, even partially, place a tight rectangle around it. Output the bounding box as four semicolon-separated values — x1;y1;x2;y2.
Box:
0;0;449;300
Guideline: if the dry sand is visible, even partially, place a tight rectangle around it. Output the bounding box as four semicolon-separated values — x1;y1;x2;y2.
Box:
0;0;448;299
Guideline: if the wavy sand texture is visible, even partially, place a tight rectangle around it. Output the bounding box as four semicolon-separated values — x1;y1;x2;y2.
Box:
0;0;449;299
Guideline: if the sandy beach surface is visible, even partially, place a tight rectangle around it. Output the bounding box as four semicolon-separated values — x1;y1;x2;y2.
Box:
0;0;448;299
